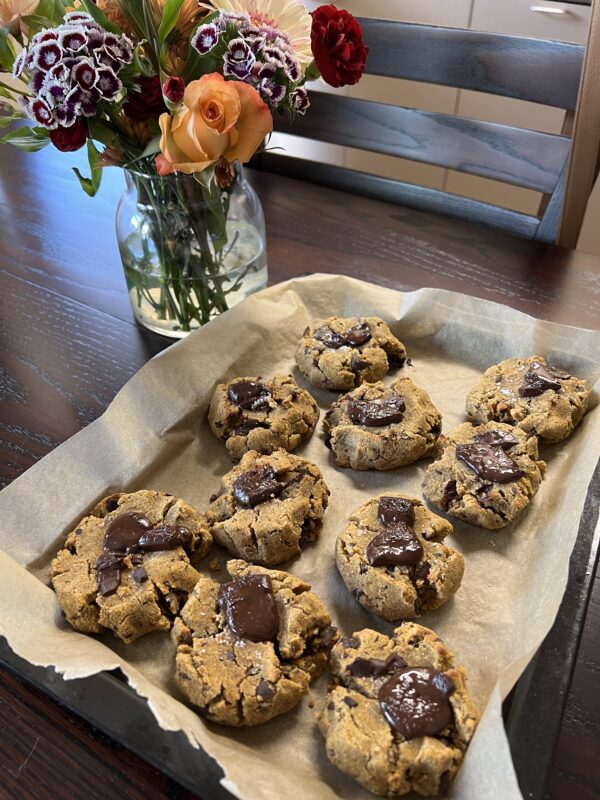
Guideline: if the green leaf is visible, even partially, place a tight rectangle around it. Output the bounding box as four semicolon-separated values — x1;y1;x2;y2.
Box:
157;0;185;42
0;26;16;73
79;0;121;34
21;14;55;34
193;165;215;190
140;135;160;158
72;138;103;196
0;110;24;127
0;125;50;151
118;0;147;40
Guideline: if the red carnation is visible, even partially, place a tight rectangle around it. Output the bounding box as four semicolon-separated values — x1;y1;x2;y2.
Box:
123;75;166;122
311;5;368;88
162;76;185;104
49;118;88;152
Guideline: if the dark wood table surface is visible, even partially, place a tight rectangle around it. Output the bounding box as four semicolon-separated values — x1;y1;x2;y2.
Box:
0;145;598;800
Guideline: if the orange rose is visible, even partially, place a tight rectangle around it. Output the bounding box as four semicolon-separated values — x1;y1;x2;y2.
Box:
156;73;273;176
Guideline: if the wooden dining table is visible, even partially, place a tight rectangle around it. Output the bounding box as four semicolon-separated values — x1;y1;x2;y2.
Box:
0;144;598;800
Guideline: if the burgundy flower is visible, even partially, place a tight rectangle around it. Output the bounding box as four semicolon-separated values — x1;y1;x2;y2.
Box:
58;27;87;53
50;118;88;151
33;42;63;72
123;75;166;121
30;98;55;127
162;76;185;104
311;5;368;88
290;86;309;115
96;66;121;100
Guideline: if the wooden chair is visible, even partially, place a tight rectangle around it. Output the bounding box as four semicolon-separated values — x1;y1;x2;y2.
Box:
254;18;600;246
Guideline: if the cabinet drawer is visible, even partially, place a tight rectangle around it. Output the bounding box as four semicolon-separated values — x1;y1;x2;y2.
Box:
342;0;472;26
470;0;590;44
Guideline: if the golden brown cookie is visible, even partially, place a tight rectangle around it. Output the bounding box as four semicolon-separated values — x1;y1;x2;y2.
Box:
204;449;329;565
50;490;212;643
317;624;479;796
208;374;319;460
336;494;464;621
324;377;442;470
295;316;407;392
466;355;590;442
173;559;338;726
422;422;545;529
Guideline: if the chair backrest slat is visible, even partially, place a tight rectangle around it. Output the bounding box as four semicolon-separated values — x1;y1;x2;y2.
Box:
360;19;584;111
274;93;570;193
253;152;541;240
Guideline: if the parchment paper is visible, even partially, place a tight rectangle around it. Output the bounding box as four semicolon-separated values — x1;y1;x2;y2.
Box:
0;274;599;800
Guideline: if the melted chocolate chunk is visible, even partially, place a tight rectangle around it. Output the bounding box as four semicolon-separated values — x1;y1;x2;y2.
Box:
378;667;455;739
347;394;405;427
456;443;524;483
348;653;406;678
519;361;570;398
138;524;192;552
232;466;285;507
256;678;274;700
104;512;151;553
228;380;271;410
96;552;123;597
344;696;358;708
474;430;519;451
341;637;360;650
133;566;148;583
313;326;347;349
314;322;372;350
378;497;415;527
218;575;279;642
367;523;423;567
232;419;268;437
351;354;370;372
319;625;338;648
344;322;372;346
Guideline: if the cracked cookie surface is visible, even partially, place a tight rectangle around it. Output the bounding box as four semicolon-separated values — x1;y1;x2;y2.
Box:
50;490;212;643
336;494;464;621
295;316;407;392
317;623;479;797
324;377;442;470
422;422;545;529
466;355;590;442
208;374;319;460
204;449;329;565
173;559;338;726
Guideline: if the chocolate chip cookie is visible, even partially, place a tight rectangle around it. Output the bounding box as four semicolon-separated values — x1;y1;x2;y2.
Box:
50;490;212;643
172;559;338;726
295;316;407;392
336;495;464;621
208;374;319;460
422;422;545;529
317;623;479;797
204;449;329;565
466;355;590;442
324;377;442;470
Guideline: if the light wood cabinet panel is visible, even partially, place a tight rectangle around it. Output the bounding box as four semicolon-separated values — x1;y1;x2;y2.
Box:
342;0;472;26
470;0;590;44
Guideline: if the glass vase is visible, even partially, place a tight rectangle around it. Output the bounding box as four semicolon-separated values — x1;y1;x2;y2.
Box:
115;166;268;338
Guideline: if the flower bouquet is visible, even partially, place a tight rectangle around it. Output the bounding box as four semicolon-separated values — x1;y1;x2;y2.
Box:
0;0;368;336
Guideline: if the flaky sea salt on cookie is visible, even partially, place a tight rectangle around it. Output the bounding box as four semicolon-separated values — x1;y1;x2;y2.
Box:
208;373;319;460
50;490;212;643
423;422;545;529
172;559;338;726
466;355;590;442
295;316;407;392
336;494;464;621
317;623;479;796
324;377;442;470
204;448;329;565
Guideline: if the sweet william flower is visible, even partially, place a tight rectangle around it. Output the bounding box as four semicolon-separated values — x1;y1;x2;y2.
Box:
162;76;185;104
310;5;368;88
156;72;272;176
49;117;88;151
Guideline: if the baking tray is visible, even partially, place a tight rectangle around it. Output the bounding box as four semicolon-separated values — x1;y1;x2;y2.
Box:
1;457;598;800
